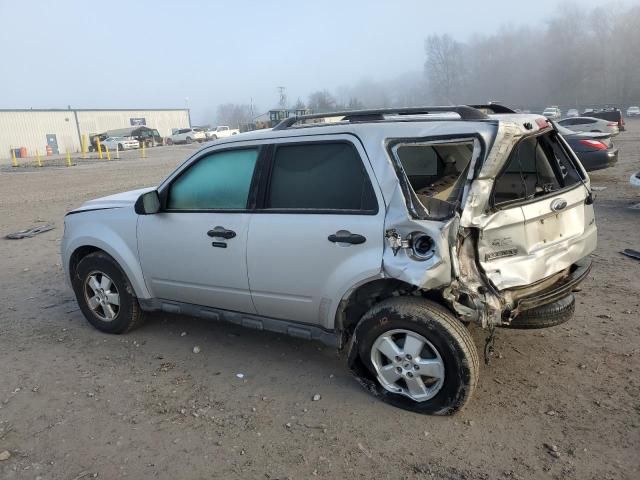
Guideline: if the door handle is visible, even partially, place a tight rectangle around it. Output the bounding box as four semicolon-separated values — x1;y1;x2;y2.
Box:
328;230;366;245
207;227;236;239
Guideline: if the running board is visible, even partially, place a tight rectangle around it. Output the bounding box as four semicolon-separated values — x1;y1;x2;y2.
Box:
138;298;339;348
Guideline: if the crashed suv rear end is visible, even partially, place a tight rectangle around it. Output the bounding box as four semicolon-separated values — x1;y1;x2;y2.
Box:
361;112;595;330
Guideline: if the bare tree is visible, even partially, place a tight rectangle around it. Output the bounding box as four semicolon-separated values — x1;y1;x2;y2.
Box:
216;103;254;128
308;90;336;112
424;34;466;104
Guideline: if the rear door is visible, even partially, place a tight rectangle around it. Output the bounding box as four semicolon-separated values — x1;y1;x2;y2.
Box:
472;129;597;290
245;136;385;329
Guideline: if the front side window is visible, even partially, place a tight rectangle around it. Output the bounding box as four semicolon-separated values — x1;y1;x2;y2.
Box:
167;148;258;210
493;131;583;206
266;142;377;212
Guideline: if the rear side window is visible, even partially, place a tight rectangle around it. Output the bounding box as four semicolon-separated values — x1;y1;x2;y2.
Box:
168;148;258;210
392;140;474;219
493;131;583;206
266;142;377;212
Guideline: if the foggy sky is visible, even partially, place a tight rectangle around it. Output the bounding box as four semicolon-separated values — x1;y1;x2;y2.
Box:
0;0;620;123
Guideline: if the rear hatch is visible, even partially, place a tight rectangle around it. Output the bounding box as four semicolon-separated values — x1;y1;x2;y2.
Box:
463;125;597;290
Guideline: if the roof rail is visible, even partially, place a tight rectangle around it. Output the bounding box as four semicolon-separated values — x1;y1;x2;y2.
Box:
468;104;517;114
272;105;489;130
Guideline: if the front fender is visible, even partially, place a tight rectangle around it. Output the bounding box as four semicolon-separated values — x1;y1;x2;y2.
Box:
62;209;151;299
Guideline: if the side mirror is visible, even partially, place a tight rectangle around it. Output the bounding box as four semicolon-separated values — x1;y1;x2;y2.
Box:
135;190;161;215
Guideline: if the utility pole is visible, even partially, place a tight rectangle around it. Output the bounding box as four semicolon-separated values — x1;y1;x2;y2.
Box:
277;86;287;109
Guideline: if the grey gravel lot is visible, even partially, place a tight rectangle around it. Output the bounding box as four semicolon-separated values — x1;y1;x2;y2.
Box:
0;128;639;480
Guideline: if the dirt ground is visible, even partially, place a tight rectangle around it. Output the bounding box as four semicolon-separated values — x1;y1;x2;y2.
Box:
0;123;639;480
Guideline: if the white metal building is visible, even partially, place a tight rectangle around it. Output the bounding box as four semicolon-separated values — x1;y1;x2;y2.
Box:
0;108;190;161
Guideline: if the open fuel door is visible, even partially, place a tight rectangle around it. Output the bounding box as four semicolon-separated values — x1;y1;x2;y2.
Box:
467;128;597;291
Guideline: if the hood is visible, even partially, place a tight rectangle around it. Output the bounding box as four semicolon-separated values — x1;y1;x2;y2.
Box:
69;187;156;213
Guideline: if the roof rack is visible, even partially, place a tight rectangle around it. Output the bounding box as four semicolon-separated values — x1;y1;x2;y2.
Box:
272;105;489;130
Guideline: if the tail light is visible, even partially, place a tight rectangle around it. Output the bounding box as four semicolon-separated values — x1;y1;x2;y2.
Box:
579;139;608;151
607;122;618;127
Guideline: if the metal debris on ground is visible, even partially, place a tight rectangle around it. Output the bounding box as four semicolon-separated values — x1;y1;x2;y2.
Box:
5;224;54;239
621;249;640;261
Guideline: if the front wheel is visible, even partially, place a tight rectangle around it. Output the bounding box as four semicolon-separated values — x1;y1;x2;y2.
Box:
186;137;193;144
117;143;123;151
351;297;478;415
72;251;145;334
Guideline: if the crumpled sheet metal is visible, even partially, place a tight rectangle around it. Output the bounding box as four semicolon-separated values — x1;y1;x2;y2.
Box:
352;122;498;290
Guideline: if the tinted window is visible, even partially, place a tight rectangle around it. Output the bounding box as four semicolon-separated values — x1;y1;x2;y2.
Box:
267;142;377;211
168;148;258;209
493;132;582;206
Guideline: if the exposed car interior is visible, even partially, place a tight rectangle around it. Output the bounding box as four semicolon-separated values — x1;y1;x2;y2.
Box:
492;132;582;206
394;141;473;218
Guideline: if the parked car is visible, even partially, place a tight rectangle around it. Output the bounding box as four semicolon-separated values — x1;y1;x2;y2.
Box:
106;126;163;147
626;106;640;117
542;106;562;119
557;116;619;136
590;108;625;131
167;128;206;145
631;170;640;187
101;136;139;152
554;123;618;171
205;125;240;140
566;109;580;117
583;108;595;115
62;106;596;415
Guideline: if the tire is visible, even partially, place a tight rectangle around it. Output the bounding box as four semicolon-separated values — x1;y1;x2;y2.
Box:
117;144;123;151
166;138;173;145
350;297;479;415
72;251;145;334
504;294;575;330
211;135;217;140
186;137;193;144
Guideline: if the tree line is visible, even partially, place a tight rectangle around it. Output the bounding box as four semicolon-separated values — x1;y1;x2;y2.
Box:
216;3;640;125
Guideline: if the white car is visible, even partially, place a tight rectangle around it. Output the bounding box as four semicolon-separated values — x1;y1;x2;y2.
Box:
566;109;579;117
626;106;640;117
557;116;619;136
101;136;139;151
205;126;240;140
168;128;206;145
542;106;562;119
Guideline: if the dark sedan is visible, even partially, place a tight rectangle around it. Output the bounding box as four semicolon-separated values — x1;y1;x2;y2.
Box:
555;123;618;171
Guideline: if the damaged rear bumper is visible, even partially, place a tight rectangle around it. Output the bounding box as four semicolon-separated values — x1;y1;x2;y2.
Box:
509;258;592;314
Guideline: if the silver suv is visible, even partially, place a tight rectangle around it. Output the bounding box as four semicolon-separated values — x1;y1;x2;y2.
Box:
62;106;596;415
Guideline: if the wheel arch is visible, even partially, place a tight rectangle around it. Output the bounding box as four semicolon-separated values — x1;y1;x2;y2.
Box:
66;235;150;300
334;277;452;343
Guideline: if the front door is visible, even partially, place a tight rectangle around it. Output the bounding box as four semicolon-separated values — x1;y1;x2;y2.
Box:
138;147;260;313
46;134;59;154
246;137;385;328
472;129;597;290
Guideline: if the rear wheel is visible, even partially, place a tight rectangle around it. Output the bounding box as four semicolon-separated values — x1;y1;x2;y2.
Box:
117;143;123;151
72;251;145;334
352;297;478;415
186;137;193;144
